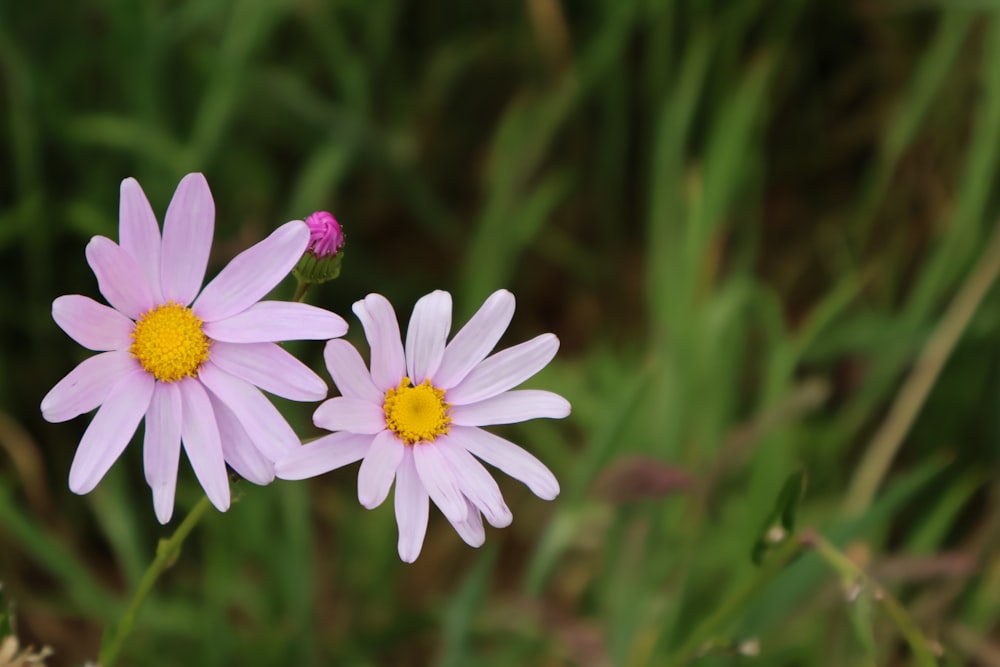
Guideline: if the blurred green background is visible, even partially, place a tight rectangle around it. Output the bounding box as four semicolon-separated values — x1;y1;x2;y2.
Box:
3;0;1000;665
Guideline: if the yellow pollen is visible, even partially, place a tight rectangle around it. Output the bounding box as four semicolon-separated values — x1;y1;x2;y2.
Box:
130;301;212;383
383;377;451;445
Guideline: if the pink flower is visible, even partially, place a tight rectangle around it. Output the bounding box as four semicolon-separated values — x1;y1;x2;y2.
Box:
276;290;568;562
304;211;344;258
41;173;348;522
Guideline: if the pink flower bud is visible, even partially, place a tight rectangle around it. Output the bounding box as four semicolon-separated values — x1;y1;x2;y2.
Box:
304;211;345;258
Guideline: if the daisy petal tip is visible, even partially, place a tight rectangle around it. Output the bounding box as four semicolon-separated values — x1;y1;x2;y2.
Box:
539;480;561;501
358;485;387;510
208;488;232;513
153;493;175;524
554;395;572;418
68;467;98;496
490;507;513;529
398;546;420;564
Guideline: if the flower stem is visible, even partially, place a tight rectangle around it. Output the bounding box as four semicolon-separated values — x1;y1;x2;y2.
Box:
842;219;1000;515
292;279;310;303
98;495;213;667
801;530;939;667
668;534;805;663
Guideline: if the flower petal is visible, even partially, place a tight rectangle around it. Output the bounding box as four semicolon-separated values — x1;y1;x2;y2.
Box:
193;221;309;322
119;177;163;301
451;425;559;500
323;339;383;403
433;289;515;389
68;370;154;494
449;390;571;426
357;431;404;509
405;290;451;383
52;295;135;352
394;447;429;563
85;236;155;319
160;173;214;306
210;393;275;485
352;294;405;391
275;432;373;480
198;362;299;462
413;443;467;523
202;301;348;343
41;350;140;423
312;396;386;434
210;341;327;402
178;379;230;512
446;334;559;405
448;499;485;548
143;382;182;524
439;436;511;528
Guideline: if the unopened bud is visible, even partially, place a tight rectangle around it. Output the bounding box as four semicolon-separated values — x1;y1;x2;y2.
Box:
294;211;345;285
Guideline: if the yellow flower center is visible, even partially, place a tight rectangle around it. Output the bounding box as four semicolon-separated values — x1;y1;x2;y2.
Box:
130;301;212;382
383;377;451;445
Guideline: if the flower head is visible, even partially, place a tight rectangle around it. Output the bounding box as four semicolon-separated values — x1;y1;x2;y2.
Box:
294;211;346;286
41;174;348;522
276;290;568;562
304;211;344;258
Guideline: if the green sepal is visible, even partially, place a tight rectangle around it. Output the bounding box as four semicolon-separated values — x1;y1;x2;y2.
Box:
293;250;344;285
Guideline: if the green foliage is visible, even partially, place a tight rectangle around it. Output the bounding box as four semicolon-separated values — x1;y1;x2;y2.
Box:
1;1;1000;665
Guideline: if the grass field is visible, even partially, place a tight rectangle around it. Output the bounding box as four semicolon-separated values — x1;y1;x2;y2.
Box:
2;1;1000;665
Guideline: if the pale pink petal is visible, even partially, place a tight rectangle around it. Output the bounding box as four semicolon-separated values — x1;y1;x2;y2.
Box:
394;447;429;563
446;334;559;405
68;370;155;494
178;379;230;512
412;443;467;523
160;173;214;306
352;294;405;391
202;301;348;342
323;339;383;403
197;362;299;462
405;290;451;383
433;289;515;389
143;383;182;524
312;396;386;434
357;431;404;509
448;499;485;548
119;177;163;301
85;236;155;319
41;350;140;423
275;432;373;480
208;393;274;485
451;425;559;500
53;295;134;352
193;221;309;322
210;341;327;402
438;437;512;528
449;390;571;426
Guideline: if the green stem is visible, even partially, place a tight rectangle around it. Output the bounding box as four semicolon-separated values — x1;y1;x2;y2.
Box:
668;535;804;663
843;219;1000;515
98;495;214;667
292;279;310;303
802;530;939;667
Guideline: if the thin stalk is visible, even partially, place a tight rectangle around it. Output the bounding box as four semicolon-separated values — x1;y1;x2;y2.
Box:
98;495;213;667
843;219;1000;515
668;535;804;664
292;279;311;303
802;530;939;667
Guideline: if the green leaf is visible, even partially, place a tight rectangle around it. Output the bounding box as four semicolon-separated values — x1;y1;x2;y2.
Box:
751;469;807;565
